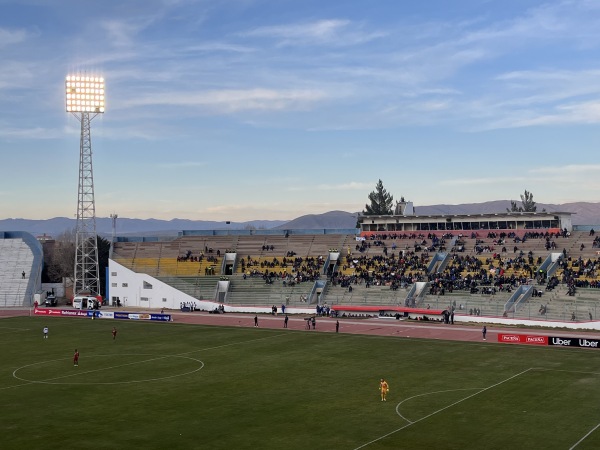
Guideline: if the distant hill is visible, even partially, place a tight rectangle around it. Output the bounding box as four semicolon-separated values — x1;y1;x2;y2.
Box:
0;201;598;238
275;211;358;230
0;217;287;238
277;201;600;229
412;201;600;225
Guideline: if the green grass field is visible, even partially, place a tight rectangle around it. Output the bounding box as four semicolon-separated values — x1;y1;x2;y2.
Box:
1;316;600;449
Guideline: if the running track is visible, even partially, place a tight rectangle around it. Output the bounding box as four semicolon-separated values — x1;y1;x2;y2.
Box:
3;308;600;343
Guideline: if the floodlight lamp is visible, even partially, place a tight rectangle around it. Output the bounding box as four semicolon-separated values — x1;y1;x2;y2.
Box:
65;74;106;113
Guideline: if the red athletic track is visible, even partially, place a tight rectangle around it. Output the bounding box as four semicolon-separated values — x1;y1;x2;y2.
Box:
174;311;600;343
4;308;600;343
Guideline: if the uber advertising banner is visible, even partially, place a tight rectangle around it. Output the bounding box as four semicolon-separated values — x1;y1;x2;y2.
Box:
548;336;600;349
497;333;548;345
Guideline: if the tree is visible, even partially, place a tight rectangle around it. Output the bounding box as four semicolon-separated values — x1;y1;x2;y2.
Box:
363;179;394;215
520;190;537;212
507;200;522;213
507;190;537;213
97;236;111;296
45;228;76;284
44;229;111;297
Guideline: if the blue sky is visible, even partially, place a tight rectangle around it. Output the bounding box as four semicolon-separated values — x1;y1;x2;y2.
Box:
1;0;600;221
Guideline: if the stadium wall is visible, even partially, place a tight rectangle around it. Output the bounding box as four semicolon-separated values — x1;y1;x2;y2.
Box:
458;314;600;331
108;260;213;310
107;260;316;314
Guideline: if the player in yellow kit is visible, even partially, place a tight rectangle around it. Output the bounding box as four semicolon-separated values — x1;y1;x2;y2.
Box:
379;378;389;401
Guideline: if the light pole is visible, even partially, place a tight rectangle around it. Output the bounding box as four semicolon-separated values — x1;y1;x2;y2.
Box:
66;74;105;296
110;213;118;259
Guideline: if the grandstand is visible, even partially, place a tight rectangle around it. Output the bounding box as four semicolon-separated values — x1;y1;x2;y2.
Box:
0;232;43;307
107;222;600;328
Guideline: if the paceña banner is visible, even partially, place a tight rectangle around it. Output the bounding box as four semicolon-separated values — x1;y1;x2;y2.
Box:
497;334;547;345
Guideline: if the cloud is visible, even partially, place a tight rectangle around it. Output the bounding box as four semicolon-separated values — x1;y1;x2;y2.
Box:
0;127;63;140
245;19;349;39
242;19;385;47
156;161;207;169
118;88;328;113
439;177;532;186
316;182;373;191
481;100;600;129
286;182;372;192
530;164;600;174
0;27;31;47
101;19;152;47
182;42;256;54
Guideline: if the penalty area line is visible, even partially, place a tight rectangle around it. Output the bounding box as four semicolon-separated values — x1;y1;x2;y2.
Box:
353;367;533;450
570;422;600;450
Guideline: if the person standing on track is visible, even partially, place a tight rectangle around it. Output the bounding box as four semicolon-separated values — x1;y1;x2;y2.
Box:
335;320;339;333
254;315;259;327
73;349;79;367
284;314;289;328
379;378;389;402
482;325;487;340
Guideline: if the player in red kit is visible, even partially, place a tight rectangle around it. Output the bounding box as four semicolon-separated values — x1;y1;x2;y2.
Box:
73;349;79;367
112;327;117;340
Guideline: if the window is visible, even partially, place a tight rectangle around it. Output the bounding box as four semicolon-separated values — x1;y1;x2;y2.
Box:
140;297;149;301
162;298;167;303
143;281;153;289
122;283;128;287
111;283;117;287
111;272;117;276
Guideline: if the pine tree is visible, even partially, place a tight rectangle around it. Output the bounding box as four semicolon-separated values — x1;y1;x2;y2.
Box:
507;190;537;213
507;200;523;213
520;190;537;212
363;179;394;215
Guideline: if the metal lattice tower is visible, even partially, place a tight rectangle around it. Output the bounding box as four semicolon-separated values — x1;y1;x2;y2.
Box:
66;75;105;297
73;111;100;296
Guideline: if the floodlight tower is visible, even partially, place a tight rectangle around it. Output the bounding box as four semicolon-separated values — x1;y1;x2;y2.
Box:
65;74;105;296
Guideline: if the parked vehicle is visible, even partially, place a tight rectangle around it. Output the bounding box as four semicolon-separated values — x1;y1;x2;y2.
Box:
44;295;58;307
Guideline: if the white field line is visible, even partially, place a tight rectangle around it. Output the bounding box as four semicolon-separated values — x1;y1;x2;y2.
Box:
570;422;600;449
395;388;485;424
535;367;600;449
353;367;533;450
12;354;203;384
177;332;288;355
8;332;287;387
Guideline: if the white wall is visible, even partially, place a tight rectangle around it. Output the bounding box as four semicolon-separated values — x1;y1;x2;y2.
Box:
108;259;319;314
108;260;214;310
456;314;600;331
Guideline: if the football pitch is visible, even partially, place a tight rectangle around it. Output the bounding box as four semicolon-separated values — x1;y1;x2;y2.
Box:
1;316;600;449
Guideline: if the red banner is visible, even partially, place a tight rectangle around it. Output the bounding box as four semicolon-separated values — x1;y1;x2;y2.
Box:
34;307;63;316
498;333;548;345
34;307;89;317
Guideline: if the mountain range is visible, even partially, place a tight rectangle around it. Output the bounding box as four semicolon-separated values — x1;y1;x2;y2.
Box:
1;200;598;238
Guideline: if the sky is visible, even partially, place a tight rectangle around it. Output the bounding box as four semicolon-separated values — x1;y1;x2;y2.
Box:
1;0;600;222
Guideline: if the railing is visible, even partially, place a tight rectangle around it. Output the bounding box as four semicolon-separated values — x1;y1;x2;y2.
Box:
0;294;29;308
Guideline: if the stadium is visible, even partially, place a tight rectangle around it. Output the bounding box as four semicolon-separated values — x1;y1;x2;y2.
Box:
3;209;600;448
3;200;599;326
2;9;600;445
